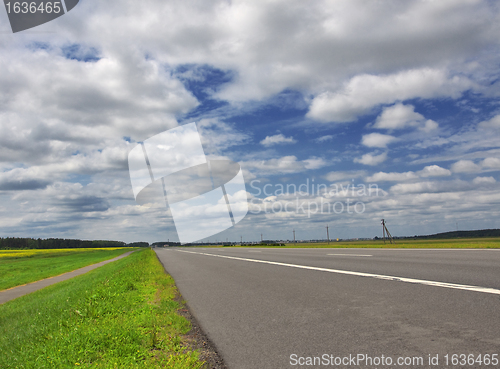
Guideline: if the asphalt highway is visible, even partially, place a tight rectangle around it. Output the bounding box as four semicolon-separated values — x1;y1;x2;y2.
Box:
155;248;500;368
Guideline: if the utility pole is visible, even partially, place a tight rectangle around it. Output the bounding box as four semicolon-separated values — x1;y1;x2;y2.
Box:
293;229;296;243
381;219;395;244
241;236;243;245
261;233;263;242
326;225;330;244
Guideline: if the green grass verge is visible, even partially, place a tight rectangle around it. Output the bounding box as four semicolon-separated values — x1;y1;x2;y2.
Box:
0;248;134;291
0;248;204;368
207;237;500;249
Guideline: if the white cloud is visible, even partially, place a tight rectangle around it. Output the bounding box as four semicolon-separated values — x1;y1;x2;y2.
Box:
260;134;297;147
361;133;397;148
315;135;334;142
363;165;451;183
417;165;452;177
366;171;418;182
324;170;367;182
243;155;325;175
374;103;424;130
473;176;496;185
39;0;491;106
390;180;470;194
420;119;439;133
0;49;198;145
306;69;473;123
481;157;500;169
303;157;327;170
451;160;482;173
197;119;250;154
0;167;53;191
354;152;388;166
479;115;500;130
372;103;440;134
409;126;500;167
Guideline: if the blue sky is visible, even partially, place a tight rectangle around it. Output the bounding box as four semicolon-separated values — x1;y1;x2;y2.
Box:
0;0;500;243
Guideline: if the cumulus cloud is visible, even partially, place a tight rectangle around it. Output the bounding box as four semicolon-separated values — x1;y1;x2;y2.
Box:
361;133;397;148
0;167;53;191
417;165;452;177
0;48;198;144
374;103;424;130
363;165;451;183
481;157;500;170
260;134;297;147
366;171;418;182
26;0;489;106
479;115;500;130
473;176;496;185
390;180;471;194
243;155;326;175
420;119;439;133
373;103;439;133
354;152;388;166
303;157;327;170
306;69;473;123
451;160;482;173
324;170;367;182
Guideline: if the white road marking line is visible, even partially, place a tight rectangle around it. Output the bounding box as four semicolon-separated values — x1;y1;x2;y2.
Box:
327;254;372;257
248;251;262;253
176;250;500;296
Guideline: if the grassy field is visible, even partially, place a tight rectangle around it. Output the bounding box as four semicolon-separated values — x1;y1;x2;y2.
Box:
210;237;500;249
0;248;204;368
282;237;500;248
0;248;134;291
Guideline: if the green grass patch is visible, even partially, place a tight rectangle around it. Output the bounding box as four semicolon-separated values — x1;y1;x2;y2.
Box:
281;238;500;248
0;248;134;291
0;248;204;368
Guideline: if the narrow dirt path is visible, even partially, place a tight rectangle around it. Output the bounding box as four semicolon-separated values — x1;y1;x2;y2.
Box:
0;250;136;305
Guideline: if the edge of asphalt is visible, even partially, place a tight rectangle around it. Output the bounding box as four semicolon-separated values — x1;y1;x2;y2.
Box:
154;249;228;369
0;249;137;305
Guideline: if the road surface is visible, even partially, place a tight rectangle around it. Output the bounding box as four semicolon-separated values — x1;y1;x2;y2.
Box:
155;247;500;369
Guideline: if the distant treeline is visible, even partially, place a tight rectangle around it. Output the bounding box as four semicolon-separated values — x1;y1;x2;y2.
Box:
0;237;130;250
151;241;181;247
408;229;500;239
259;242;285;246
127;242;150;248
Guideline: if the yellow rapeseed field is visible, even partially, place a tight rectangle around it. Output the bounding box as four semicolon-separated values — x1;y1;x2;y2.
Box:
0;248;126;259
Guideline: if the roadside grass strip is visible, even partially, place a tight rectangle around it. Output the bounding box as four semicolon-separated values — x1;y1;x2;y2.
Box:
0;248;134;291
0;248;205;368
